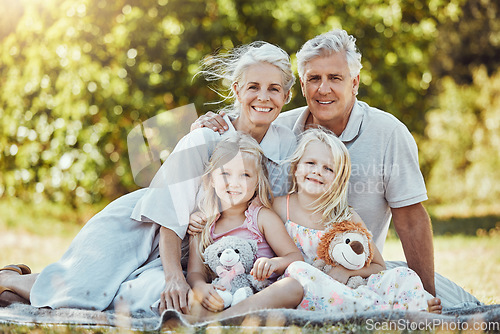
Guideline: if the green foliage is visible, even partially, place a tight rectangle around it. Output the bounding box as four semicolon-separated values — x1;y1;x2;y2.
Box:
0;0;497;208
421;67;500;217
431;0;500;84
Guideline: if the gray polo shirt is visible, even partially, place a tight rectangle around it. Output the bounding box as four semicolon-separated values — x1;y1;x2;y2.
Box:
274;100;428;251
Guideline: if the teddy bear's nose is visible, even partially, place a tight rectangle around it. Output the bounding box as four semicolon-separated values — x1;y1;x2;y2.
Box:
350;241;364;255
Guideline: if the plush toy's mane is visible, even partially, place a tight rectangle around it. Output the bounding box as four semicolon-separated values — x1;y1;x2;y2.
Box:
317;221;374;267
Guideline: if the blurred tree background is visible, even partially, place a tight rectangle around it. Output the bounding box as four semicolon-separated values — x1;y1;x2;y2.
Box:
0;0;499;216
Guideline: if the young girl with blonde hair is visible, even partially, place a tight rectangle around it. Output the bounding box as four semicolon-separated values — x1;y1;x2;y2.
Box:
272;127;441;313
187;132;303;313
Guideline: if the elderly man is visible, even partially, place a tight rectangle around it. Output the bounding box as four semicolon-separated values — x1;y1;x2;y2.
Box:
195;29;436;296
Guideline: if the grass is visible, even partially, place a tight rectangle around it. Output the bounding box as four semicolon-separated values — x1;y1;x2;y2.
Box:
383;234;500;305
0;199;104;273
1;197;499;333
383;214;500;305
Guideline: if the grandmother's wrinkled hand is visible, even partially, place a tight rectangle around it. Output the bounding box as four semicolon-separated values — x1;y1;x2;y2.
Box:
190;111;228;133
159;275;191;315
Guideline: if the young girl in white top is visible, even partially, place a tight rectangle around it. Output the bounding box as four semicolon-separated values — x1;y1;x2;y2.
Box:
186;132;303;314
273;128;441;313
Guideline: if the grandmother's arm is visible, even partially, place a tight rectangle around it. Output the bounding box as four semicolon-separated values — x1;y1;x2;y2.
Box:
158;227;191;314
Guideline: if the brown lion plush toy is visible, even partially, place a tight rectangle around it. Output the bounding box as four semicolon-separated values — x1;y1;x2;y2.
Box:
313;221;374;289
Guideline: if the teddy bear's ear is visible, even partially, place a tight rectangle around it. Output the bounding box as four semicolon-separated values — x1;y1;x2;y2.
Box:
317;228;339;266
248;239;258;255
203;241;215;258
202;246;209;259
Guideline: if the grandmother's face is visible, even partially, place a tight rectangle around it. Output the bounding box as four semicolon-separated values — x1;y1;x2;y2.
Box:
233;62;289;128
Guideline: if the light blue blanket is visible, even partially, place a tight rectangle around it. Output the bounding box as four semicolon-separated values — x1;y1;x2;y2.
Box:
0;303;499;331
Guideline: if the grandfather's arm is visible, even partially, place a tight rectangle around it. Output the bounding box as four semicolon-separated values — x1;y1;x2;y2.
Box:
158;226;191;314
392;203;436;296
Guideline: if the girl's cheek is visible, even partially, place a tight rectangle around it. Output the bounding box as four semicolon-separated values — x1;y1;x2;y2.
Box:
297;165;309;174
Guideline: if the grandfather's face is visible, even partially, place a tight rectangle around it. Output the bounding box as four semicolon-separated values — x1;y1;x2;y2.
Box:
300;53;359;131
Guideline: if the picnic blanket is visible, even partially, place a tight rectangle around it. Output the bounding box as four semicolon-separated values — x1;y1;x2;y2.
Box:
0;303;499;331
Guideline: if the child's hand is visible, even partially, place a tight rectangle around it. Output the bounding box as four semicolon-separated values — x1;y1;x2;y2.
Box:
327;266;350;285
250;257;278;281
188;211;207;235
191;283;225;312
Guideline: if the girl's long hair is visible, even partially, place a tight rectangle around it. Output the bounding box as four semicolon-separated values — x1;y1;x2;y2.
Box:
288;127;352;226
197;132;273;258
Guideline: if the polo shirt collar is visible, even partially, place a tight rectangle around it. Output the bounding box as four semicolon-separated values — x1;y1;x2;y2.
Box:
291;106;310;136
338;100;363;142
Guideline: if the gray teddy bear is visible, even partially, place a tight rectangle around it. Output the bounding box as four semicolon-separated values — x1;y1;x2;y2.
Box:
203;236;270;308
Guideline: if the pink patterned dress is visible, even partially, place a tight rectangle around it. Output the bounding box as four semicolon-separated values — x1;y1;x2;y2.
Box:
283;195;431;313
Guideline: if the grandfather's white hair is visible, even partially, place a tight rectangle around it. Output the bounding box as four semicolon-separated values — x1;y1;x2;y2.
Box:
296;29;363;79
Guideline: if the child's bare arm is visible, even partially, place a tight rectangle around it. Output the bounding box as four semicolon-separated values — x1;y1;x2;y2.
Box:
186;235;225;312
271;196;288;223
186;235;206;286
253;208;303;280
351;210;386;271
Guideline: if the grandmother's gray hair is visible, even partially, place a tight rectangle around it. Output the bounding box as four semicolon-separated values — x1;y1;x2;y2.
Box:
198;41;295;114
296;29;363;80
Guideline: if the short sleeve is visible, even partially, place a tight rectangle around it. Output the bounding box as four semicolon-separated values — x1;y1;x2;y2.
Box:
383;124;428;208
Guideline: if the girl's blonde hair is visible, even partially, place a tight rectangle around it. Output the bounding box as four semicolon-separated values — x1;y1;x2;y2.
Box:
198;132;273;257
288;127;352;225
198;41;295;115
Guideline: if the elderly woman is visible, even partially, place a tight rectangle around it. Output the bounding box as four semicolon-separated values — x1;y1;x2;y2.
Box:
0;41;297;315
